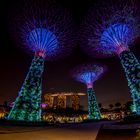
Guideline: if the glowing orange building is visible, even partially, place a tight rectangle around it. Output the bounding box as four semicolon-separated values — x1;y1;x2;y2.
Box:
44;92;86;110
44;94;54;109
71;95;80;110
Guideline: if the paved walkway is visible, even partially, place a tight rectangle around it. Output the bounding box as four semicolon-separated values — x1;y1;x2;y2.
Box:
0;122;101;140
96;129;136;140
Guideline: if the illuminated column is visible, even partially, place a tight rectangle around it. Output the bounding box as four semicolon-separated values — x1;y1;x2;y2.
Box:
87;84;101;120
57;95;66;109
7;0;76;122
44;95;54;109
119;50;140;114
7;54;44;121
71;64;105;120
71;95;80;110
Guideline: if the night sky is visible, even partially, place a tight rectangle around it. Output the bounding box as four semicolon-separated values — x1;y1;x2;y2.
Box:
0;0;140;109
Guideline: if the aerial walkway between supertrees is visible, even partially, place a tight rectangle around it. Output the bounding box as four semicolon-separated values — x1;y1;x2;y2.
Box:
7;0;75;121
80;0;140;114
70;63;106;120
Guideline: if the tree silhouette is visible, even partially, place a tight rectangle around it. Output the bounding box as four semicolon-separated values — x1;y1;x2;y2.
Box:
115;102;121;108
109;104;114;110
98;103;102;109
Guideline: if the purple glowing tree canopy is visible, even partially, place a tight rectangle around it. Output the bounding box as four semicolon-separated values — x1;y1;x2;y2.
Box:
71;64;105;88
100;23;134;54
11;0;75;60
80;0;140;57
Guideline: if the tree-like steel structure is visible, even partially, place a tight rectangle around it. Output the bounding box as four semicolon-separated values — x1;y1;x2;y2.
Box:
7;0;75;121
71;64;106;120
80;0;140;114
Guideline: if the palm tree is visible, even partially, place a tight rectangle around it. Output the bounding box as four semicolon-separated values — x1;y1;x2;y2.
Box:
98;103;102;109
115;102;121;108
109;104;114;110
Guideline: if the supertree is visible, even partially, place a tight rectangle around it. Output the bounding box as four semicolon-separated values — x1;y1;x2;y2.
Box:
7;0;75;121
80;0;140;114
71;64;106;120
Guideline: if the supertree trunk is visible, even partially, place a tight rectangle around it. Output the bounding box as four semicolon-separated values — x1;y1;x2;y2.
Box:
119;50;140;114
87;88;101;120
7;55;44;121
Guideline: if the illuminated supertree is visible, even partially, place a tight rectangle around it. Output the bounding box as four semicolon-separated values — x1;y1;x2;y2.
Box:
80;0;140;114
7;0;75;121
71;64;106;120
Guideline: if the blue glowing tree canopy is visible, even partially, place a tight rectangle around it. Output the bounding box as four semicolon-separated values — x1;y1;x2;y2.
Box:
100;23;134;53
77;72;96;84
71;64;105;85
80;0;140;58
11;0;75;60
27;28;58;56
